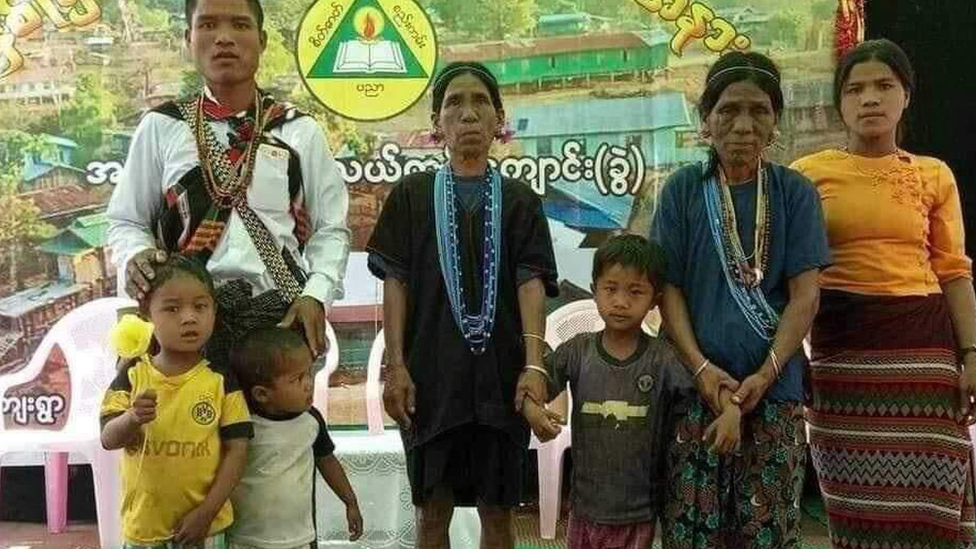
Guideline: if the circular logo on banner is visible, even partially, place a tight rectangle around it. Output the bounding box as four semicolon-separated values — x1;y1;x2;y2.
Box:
296;0;438;121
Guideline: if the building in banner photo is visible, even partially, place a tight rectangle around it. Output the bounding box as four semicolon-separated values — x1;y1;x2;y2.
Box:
511;92;706;243
439;30;671;90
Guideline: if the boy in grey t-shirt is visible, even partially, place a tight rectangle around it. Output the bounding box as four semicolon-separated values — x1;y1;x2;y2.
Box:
523;235;742;549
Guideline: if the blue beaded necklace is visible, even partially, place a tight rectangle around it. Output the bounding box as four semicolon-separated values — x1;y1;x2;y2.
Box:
702;163;779;341
434;164;502;355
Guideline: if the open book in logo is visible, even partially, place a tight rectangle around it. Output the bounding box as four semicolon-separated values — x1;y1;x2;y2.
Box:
305;0;428;80
333;7;407;74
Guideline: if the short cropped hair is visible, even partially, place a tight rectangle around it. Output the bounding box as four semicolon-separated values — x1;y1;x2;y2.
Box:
230;327;309;394
592;234;667;291
185;0;264;30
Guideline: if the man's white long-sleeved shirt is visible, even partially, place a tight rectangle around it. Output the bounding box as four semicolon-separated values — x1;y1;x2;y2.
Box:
107;91;350;307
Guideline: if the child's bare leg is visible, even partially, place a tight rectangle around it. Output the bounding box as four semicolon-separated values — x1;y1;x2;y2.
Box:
416;485;454;549
476;502;514;549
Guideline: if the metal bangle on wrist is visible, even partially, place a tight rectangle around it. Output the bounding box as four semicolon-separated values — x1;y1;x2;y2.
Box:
693;358;710;379
768;348;781;379
523;332;554;362
523;364;551;381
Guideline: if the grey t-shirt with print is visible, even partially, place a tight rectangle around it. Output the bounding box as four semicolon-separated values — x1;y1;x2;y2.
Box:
547;331;693;524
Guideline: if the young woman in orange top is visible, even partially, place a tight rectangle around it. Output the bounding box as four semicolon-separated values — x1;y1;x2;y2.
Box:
792;39;976;549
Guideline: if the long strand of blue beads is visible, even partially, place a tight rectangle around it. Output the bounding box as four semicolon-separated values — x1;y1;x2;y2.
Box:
443;167;500;355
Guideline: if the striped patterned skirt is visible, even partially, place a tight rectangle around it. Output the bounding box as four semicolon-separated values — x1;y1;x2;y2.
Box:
809;290;975;549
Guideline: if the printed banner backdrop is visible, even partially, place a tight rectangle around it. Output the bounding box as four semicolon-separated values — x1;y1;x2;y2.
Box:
0;0;845;429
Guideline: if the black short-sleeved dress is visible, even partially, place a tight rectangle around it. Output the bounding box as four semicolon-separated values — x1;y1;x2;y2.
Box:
367;170;558;506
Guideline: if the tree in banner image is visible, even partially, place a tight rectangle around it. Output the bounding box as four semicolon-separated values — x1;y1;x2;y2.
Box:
135;3;172;34
0;181;57;291
558;0;659;21
429;0;537;40
809;0;837;50
179;69;205;97
257;26;296;90
536;0;576;14
0;131;55;181
0;132;57;291
59;73;118;166
765;11;802;48
263;0;313;43
116;0;137;43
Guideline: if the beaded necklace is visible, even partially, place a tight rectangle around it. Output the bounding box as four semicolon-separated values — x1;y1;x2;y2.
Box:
194;91;267;209
717;159;770;288
703;159;779;340
433;164;502;355
177;91;303;301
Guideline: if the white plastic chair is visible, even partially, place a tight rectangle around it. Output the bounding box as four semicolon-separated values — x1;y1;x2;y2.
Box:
365;328;386;435
531;299;658;539
0;318;63;532
0;296;136;549
312;321;341;420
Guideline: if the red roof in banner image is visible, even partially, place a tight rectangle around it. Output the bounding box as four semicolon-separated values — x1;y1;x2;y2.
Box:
441;32;654;63
20;184;107;221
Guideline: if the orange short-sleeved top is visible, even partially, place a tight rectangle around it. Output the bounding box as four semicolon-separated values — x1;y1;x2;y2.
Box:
790;149;972;296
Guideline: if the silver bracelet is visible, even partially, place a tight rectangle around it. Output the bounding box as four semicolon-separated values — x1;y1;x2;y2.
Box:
523;364;551;381
693;359;710;379
522;333;546;344
769;349;781;378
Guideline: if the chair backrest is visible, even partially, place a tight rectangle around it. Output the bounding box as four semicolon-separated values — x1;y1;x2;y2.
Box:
544;301;604;421
546;299;659;346
312;322;341;415
366;328;385;388
324;321;340;377
53;297;138;434
542;299;658;423
0;323;60;434
546;300;604;348
365;328;386;435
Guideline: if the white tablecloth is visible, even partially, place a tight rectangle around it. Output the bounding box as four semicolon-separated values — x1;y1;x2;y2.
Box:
315;431;482;548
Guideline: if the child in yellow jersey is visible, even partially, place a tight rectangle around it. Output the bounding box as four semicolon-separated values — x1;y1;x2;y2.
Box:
101;254;253;549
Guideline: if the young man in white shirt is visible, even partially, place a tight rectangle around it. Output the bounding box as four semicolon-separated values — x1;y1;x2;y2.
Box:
108;0;350;365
